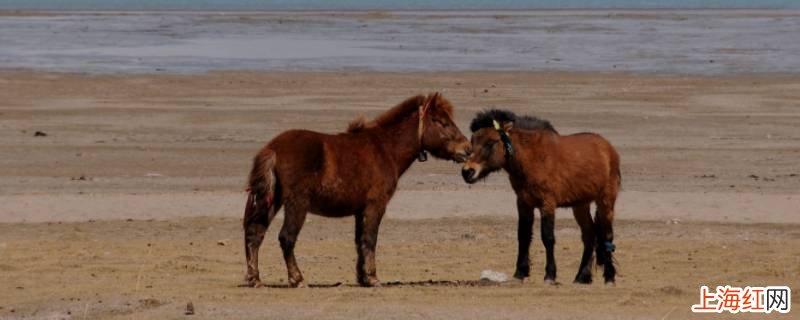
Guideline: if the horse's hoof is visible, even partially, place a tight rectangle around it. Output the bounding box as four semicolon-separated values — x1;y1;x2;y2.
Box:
604;279;616;287
513;271;530;280
360;278;381;287
288;276;306;288
244;276;263;288
516;276;530;284
543;278;558;286
242;281;264;288
573;273;592;285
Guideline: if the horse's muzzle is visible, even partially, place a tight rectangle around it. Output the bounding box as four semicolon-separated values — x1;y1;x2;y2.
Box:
451;143;471;163
461;168;477;183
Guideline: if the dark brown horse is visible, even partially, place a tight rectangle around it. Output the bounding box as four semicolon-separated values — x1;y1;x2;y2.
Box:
244;93;470;288
461;109;620;284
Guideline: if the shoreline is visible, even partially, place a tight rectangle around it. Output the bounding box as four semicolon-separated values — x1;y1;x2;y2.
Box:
3;8;800;14
5;66;800;77
4;68;800;79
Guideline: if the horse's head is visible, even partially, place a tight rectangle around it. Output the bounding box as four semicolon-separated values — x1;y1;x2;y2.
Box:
419;92;470;163
462;111;516;184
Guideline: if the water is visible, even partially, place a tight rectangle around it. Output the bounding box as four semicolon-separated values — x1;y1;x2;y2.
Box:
1;0;798;11
2;11;798;74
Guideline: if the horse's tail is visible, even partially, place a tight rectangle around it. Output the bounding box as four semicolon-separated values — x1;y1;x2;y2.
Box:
609;142;622;188
244;149;277;226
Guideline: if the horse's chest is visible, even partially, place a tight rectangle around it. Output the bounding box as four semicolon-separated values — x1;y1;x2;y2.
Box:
509;178;547;205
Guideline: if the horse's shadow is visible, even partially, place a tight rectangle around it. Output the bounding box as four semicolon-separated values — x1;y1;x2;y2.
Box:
238;279;504;289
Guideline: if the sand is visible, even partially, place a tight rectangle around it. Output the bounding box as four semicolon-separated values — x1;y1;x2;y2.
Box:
1;217;798;319
1;70;799;319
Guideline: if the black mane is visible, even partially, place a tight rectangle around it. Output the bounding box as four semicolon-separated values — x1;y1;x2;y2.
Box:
470;109;556;133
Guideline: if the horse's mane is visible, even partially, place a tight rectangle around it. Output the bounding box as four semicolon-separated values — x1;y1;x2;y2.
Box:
470;109;556;133
347;94;453;133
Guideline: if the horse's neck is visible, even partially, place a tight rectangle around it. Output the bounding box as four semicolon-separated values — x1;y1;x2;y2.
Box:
374;115;421;177
503;130;552;178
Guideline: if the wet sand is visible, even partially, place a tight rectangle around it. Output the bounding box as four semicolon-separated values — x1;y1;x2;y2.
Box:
1;70;799;319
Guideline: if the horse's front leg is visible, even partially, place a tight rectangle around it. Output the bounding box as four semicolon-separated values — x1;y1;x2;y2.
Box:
355;203;386;287
514;197;534;281
540;204;557;284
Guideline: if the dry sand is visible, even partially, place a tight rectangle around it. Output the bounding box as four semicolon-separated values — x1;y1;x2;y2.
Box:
1;217;798;320
1;71;799;319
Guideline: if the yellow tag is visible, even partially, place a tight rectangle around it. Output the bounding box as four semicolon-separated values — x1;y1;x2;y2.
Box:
492;120;501;130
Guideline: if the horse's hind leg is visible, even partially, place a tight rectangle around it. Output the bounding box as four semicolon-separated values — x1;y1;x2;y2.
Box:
354;203;387;287
540;204;557;284
243;193;280;287
572;203;595;284
595;197;617;284
279;203;308;288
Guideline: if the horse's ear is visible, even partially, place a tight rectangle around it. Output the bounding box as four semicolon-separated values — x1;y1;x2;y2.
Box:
428;92;440;107
502;121;514;132
421;92;438;114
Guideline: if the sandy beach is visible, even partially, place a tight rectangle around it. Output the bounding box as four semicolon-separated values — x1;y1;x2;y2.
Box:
0;4;799;318
1;69;799;319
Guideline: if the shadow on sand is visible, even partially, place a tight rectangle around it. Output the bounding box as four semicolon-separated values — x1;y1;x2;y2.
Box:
239;279;505;289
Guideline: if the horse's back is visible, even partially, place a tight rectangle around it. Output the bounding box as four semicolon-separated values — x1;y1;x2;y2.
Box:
555;132;620;201
561;132;618;165
266;129;328;172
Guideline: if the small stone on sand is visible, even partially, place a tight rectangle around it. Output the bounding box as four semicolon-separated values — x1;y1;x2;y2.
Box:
480;270;508;283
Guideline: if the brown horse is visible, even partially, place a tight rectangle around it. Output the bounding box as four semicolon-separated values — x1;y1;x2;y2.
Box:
461;109;620;284
243;93;470;288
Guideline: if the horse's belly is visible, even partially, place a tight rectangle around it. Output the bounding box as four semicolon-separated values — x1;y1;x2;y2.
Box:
309;187;368;217
555;183;602;207
310;208;356;218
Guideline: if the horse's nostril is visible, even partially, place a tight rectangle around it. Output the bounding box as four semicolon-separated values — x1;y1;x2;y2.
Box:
461;168;475;180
